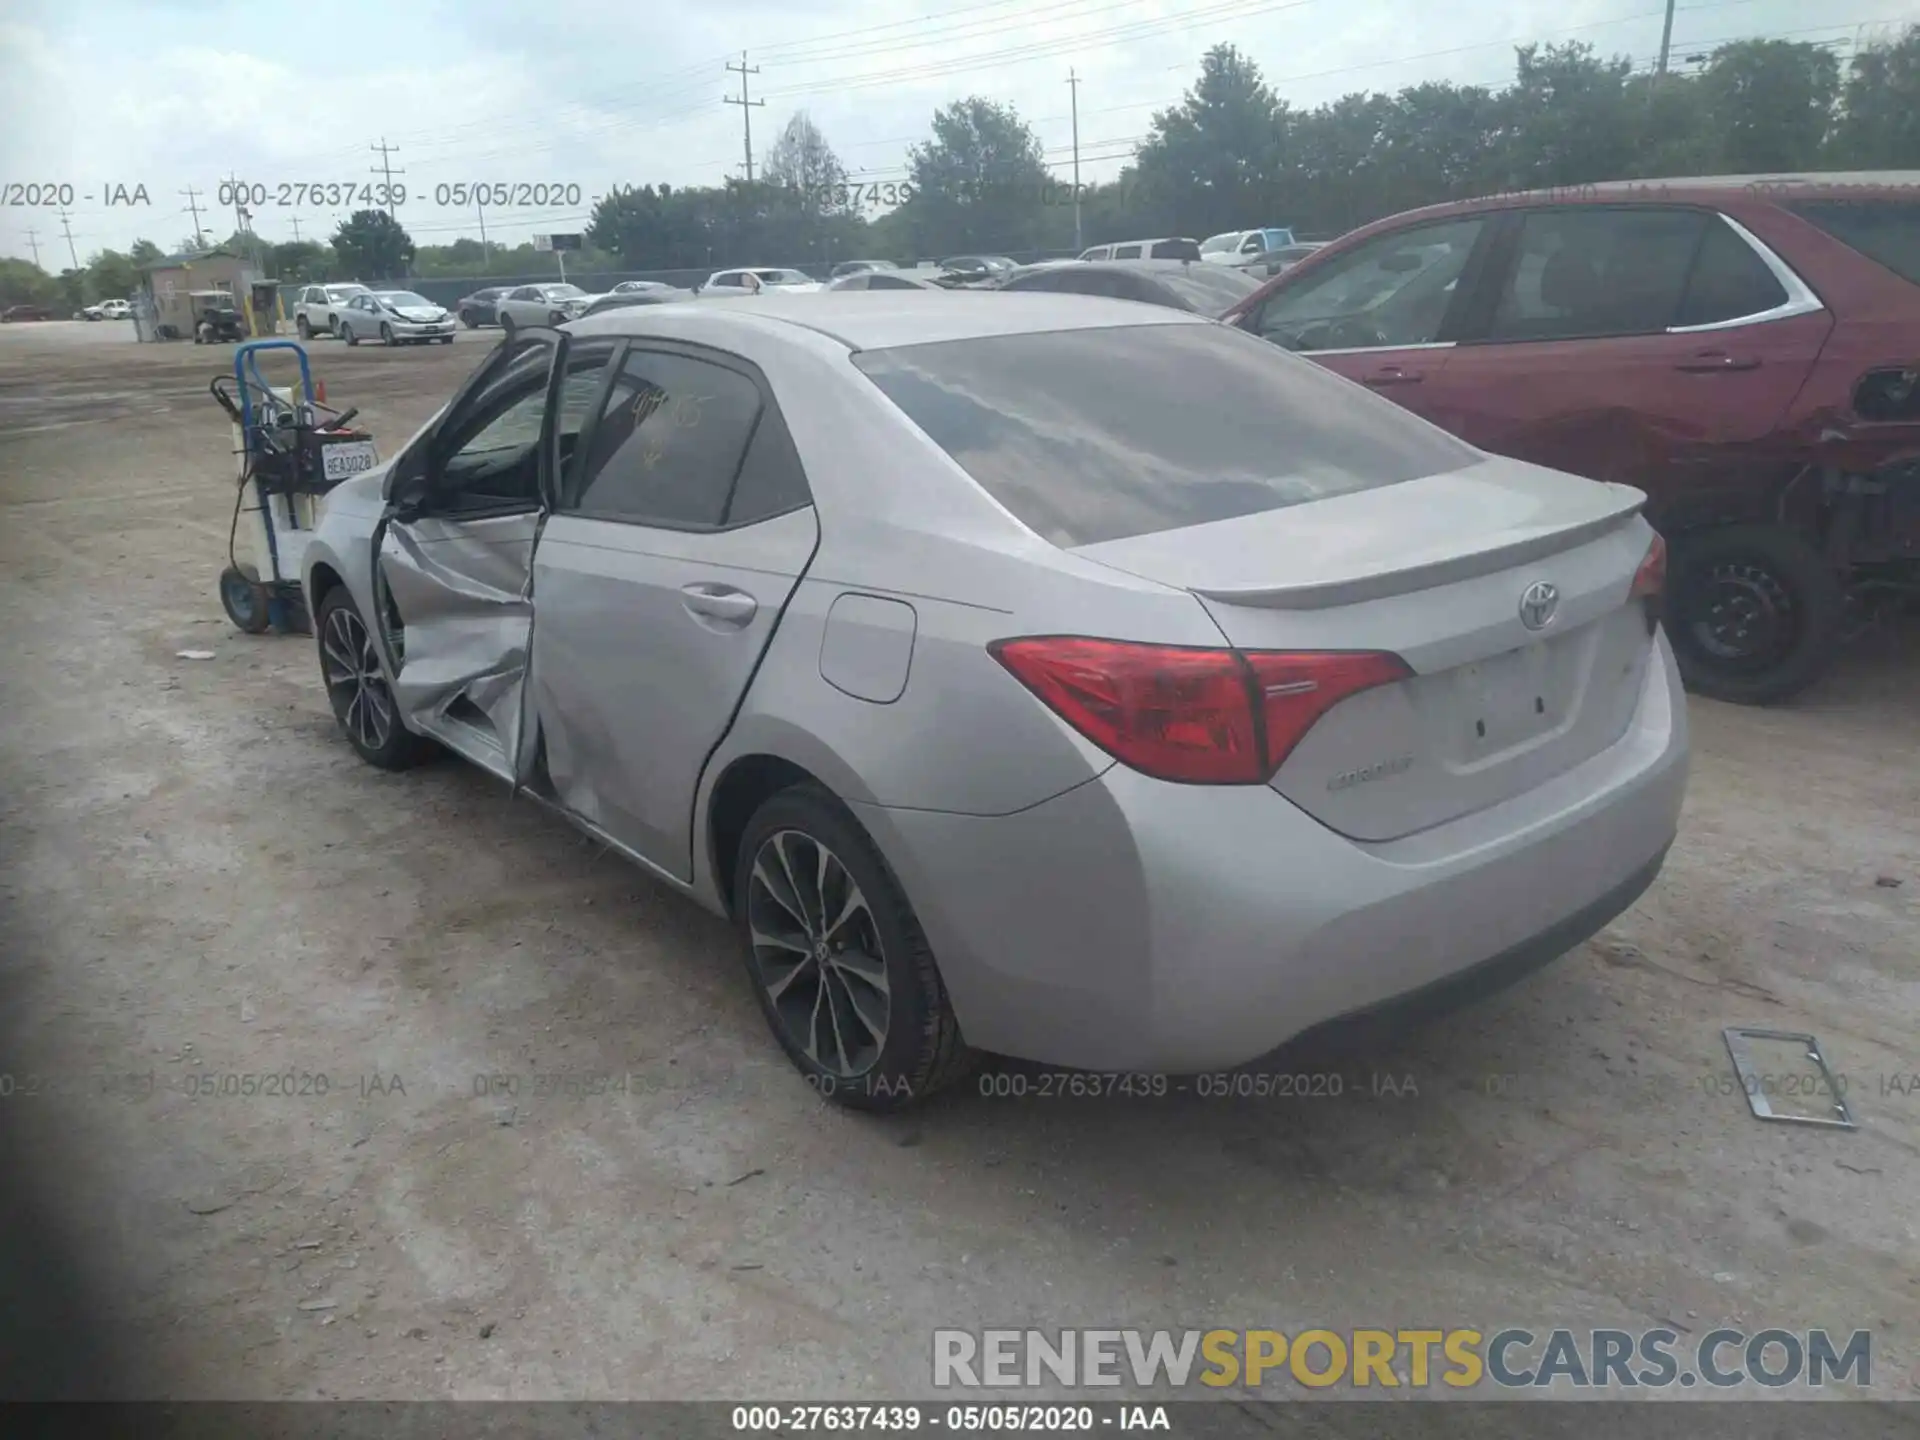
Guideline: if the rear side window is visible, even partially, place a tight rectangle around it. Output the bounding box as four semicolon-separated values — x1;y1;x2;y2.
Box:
1489;208;1706;341
569;351;763;528
1150;239;1202;260
1674;217;1789;326
1112;244;1143;259
1787;199;1920;287
853;324;1478;548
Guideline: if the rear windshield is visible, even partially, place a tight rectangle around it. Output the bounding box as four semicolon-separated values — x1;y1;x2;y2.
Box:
1153;264;1261;313
1787;199;1920;286
853;323;1478;547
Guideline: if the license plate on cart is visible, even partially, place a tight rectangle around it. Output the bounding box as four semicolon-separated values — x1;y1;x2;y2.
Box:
320;439;380;482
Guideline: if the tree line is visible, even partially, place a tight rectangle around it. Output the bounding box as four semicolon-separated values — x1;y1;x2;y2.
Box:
5;23;1916;308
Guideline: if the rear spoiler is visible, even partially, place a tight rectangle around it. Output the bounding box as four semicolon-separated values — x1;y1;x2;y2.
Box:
1191;504;1646;611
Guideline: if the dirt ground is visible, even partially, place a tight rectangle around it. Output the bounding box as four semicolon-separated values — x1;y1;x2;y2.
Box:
0;319;1915;1404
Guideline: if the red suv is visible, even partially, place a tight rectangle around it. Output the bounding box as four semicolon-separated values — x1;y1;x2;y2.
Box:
1223;174;1920;704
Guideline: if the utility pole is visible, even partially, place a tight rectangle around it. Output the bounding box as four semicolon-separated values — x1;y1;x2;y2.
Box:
290;216;302;243
724;53;766;184
24;228;41;269
180;185;207;248
57;207;80;271
370;138;404;217
1656;0;1677;75
1068;68;1084;251
477;196;490;268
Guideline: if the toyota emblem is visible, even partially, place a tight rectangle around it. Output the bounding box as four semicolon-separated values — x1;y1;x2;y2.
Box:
1519;580;1559;630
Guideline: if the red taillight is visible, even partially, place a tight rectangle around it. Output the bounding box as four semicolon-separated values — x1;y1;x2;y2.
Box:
1630;532;1666;603
989;636;1410;785
1630;532;1666;630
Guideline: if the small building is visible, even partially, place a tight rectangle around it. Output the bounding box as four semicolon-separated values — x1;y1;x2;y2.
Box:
138;248;258;340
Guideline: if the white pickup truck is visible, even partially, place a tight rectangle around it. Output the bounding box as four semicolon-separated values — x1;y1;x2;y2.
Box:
293;283;372;339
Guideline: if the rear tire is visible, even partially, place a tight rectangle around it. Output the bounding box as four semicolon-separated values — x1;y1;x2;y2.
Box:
733;785;975;1112
314;588;436;771
1669;522;1842;705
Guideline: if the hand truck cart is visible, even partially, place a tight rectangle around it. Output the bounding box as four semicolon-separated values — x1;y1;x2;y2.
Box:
209;339;377;634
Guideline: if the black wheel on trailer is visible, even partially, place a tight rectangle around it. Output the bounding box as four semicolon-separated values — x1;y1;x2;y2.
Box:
219;564;272;634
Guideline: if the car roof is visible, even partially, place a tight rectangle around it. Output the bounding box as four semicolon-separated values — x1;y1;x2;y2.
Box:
1371;170;1920;230
567;290;1207;351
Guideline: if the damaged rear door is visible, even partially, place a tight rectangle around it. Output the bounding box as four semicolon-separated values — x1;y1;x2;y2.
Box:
369;329;616;780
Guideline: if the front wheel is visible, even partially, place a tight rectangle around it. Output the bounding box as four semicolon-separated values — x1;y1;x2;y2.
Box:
342;323;358;347
734;785;975;1112
438;335;454;344
296;315;312;339
461;309;479;328
379;322;395;346
1668;523;1842;705
315;589;436;770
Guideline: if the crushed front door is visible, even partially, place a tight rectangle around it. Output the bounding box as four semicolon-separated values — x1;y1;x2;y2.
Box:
367;329;573;781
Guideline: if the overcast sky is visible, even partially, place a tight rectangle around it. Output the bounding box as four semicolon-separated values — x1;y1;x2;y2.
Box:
0;0;1903;263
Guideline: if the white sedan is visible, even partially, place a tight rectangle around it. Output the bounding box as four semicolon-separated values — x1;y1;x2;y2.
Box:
337;291;458;346
697;267;822;295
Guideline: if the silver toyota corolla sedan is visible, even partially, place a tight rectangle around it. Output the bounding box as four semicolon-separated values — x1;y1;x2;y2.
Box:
301;293;1688;1110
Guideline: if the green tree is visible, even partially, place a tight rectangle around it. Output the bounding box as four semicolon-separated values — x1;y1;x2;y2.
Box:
128;238;164;268
1696;40;1839;172
85;249;139;302
763;112;852;216
903;97;1051;253
1133;44;1285;238
1830;24;1920;166
1492;43;1640;189
269;240;330;282
331;210;415;281
0;257;57;308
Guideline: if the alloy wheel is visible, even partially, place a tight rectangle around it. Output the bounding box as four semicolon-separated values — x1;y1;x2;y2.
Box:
320;603;395;752
746;829;890;1078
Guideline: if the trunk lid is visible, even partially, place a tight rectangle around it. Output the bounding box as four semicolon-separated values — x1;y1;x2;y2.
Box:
1072;458;1658;840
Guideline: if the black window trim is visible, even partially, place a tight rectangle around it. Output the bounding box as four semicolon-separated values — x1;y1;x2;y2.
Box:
1456;203;1825;348
558;337;815;536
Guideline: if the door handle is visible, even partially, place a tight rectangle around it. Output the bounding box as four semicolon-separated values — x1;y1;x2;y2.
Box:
1675;350;1760;372
1362;366;1424;386
681;583;758;625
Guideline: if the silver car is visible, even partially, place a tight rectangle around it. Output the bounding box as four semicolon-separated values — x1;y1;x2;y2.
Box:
497;283;592;332
338;290;457;346
301;296;1688;1110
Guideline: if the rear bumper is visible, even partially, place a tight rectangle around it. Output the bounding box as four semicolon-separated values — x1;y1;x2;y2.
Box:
856;631;1689;1073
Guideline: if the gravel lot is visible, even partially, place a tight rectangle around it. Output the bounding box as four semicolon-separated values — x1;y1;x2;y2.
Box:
0;319;1916;1403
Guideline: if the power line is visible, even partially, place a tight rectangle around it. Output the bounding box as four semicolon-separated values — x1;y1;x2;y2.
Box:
371;138;405;217
724;52;768;183
180;186;207;248
57;208;80;271
1068;68;1084;251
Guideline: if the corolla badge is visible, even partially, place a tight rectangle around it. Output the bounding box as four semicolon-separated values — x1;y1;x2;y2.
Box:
1519;580;1560;631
